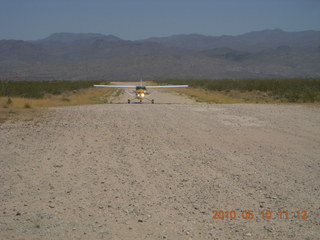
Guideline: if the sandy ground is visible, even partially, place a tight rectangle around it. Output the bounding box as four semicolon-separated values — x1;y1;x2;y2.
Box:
0;85;320;240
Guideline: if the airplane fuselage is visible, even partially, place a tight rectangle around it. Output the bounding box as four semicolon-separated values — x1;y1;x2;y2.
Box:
93;82;188;104
133;86;150;100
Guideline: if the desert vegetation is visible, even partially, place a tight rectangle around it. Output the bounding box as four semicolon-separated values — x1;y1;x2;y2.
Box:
156;78;320;103
0;80;113;109
0;80;107;98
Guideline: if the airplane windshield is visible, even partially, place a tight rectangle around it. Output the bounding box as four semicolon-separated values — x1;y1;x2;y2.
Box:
136;86;146;90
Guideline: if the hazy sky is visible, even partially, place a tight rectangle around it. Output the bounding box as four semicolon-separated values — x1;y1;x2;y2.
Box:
1;0;320;40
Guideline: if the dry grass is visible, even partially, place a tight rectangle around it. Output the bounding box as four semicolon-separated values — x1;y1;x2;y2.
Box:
0;87;115;124
0;87;115;109
157;78;320;103
174;88;281;104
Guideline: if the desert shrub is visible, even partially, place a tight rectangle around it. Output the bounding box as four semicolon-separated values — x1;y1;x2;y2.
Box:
0;80;108;98
24;103;31;108
156;78;320;103
6;97;12;105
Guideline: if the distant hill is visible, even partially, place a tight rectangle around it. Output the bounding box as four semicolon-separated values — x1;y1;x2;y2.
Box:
0;29;320;80
34;33;123;46
144;29;320;52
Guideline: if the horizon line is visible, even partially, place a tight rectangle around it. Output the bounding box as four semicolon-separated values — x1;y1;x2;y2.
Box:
1;28;320;42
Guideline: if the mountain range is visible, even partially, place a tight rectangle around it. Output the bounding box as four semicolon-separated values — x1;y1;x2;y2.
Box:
1;29;320;80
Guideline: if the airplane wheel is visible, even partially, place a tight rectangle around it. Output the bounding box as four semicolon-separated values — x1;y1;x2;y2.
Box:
128;99;130;104
151;99;154;104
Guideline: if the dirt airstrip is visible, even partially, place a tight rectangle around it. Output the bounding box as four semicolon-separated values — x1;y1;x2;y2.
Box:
0;86;319;239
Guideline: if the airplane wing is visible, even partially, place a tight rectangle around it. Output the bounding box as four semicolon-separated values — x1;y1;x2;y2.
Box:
94;84;188;88
144;85;188;88
94;85;136;88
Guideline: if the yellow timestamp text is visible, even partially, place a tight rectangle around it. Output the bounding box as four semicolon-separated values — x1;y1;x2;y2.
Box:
212;210;308;220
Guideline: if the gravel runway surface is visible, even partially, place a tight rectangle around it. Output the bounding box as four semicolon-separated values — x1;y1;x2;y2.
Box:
1;88;319;239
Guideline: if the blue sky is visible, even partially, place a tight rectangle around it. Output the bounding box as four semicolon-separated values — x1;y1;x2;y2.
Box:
1;0;320;40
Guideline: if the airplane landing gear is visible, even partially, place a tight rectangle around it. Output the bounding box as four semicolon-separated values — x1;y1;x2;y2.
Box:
151;99;154;104
128;99;131;104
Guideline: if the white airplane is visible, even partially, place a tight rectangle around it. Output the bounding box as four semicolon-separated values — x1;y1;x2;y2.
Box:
94;81;188;104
